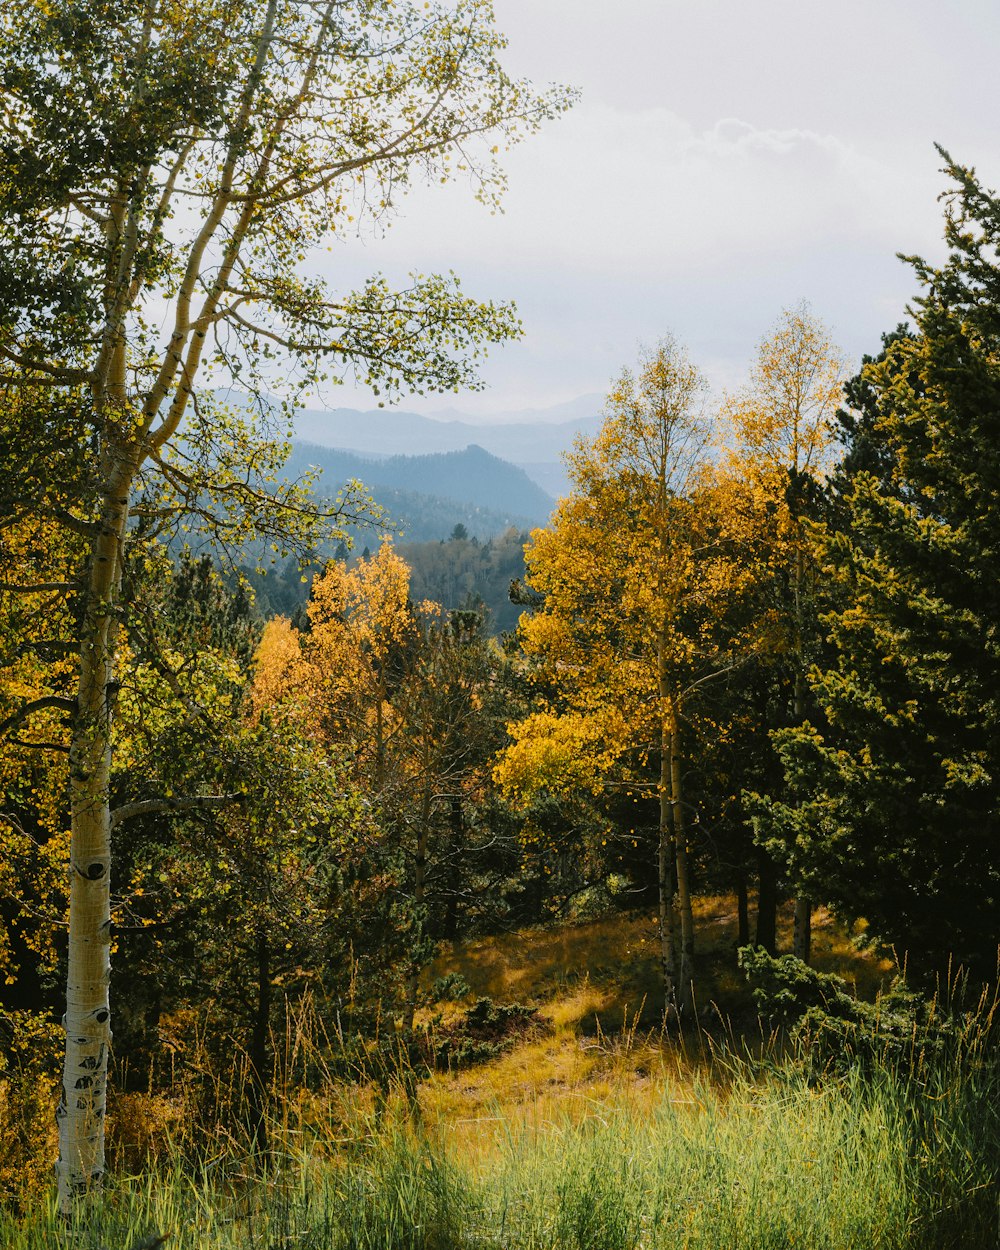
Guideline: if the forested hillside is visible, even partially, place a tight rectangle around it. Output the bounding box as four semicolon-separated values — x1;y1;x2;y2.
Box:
249;528;530;633
284;441;555;531
2;0;1000;1243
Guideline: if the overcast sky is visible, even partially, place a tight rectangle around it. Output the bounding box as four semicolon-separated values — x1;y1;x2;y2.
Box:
313;0;1000;419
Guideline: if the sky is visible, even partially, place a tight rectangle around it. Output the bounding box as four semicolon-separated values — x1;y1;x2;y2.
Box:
312;0;1000;419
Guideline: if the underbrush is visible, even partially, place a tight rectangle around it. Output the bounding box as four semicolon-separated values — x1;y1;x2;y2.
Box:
3;912;996;1248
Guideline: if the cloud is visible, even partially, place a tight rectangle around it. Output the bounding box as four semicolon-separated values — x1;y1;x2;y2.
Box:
326;102;943;287
309;100;950;414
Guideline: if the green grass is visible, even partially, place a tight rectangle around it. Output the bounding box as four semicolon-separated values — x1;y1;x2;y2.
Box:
6;1047;999;1250
2;907;994;1248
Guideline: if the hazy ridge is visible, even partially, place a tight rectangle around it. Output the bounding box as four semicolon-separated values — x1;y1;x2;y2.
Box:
285;441;555;528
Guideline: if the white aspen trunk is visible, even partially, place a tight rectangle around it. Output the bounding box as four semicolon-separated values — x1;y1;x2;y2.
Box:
57;455;132;1212
656;783;678;1014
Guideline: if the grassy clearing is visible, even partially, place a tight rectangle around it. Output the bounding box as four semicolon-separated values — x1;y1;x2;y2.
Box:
415;898;894;1124
5;1051;998;1250
3;902;990;1248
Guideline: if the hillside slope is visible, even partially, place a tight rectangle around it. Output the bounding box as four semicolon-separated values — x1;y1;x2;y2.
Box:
285;441;555;526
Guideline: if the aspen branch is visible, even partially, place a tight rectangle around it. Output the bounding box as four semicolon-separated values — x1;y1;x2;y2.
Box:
0;372;86;389
66;192;107;227
141;0;281;442
0;345;91;383
111;793;244;829
46;507;101;538
10;737;71;753
0;696;76;737
0;582;79;594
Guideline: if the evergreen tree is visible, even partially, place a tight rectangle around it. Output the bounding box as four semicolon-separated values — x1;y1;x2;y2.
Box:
760;153;1000;975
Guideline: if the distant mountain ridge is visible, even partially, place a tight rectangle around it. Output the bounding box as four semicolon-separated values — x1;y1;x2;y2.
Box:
292;404;600;496
287;441;554;523
208;390;598;499
275;442;548;544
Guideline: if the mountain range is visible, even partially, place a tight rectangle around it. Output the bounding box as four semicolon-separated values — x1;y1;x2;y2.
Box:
291;404;601;498
284;441;554;541
221;397;604;626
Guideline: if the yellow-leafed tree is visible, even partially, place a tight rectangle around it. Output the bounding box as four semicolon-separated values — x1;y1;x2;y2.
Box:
253;543;509;1030
498;340;748;1013
722;304;845;961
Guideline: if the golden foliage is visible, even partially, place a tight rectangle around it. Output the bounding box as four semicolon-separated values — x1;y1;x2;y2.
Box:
720;303;846;660
251;616;304;715
497;339;747;804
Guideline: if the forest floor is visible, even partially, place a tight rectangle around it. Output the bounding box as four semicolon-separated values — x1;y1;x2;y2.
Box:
8;901;997;1249
412;896;897;1132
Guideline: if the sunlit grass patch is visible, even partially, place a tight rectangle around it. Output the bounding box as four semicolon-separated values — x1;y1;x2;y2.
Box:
426;896;896;1042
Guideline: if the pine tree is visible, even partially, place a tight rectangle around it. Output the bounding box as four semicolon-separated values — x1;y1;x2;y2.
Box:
761;153;1000;975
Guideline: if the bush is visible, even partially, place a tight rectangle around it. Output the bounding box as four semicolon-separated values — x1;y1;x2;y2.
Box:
737;945;978;1076
423;997;549;1070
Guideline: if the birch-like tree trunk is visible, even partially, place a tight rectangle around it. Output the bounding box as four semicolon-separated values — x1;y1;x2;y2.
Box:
655;629;678;1011
57;451;133;1209
657;709;678;1011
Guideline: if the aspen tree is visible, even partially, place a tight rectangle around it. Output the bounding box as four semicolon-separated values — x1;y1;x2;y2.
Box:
0;0;571;1207
264;547;504;1033
497;341;741;1014
724;306;844;962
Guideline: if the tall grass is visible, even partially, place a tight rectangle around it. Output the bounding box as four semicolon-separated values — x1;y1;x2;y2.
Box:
5;1041;998;1250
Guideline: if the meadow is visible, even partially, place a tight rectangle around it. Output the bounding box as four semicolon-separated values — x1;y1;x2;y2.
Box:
3;900;997;1250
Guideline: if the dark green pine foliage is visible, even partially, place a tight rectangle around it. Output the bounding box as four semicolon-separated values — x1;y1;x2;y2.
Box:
760;153;1000;974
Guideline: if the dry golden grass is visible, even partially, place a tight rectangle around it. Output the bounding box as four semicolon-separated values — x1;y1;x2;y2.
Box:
428;895;893;1021
91;896;896;1183
416;895;896;1128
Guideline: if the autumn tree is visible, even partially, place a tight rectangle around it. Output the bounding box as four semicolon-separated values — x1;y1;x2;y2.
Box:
117;714;365;1149
0;0;571;1205
258;545;510;1030
498;340;742;1014
722;306;845;960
